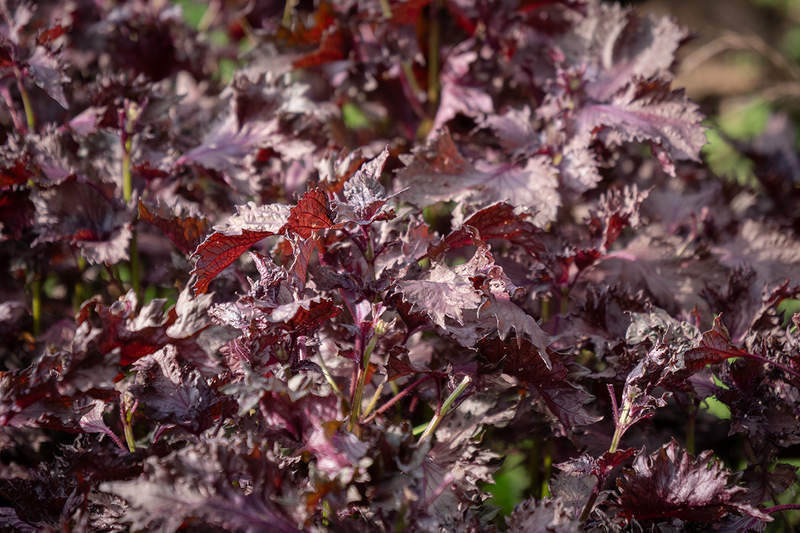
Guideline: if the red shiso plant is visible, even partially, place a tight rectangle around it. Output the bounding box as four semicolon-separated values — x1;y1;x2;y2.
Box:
1;0;799;531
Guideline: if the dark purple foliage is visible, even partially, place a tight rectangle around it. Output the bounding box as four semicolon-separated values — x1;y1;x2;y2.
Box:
1;0;799;532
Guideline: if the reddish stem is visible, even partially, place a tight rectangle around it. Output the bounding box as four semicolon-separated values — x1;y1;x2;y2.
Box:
363;375;432;423
741;352;800;381
767;504;800;513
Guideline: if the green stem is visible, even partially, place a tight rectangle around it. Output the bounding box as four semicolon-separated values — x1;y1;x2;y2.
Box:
402;61;423;101
318;352;345;400
121;114;140;298
282;0;297;27
15;72;35;132
378;0;393;18
541;296;551;323
31;276;41;337
74;255;86;312
412;421;428;436
348;332;379;431
362;375;387;419
197;0;220;32
580;387;631;522
130;228;140;297
541;439;553;499
123;419;136;452
419;376;472;442
609;386;634;455
427;0;442;107
349;367;367;432
122;138;132;203
122;393;138;452
19;86;35;132
364;375;432;424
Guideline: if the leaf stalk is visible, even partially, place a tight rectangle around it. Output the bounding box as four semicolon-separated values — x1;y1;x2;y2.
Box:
348;326;380;431
121;393;138;452
427;0;442;107
120;103;140;298
15;68;35;133
418;376;472;442
31;275;41;337
364;375;432;423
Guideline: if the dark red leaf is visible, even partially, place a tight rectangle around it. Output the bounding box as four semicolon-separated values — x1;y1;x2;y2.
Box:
287;235;316;293
386;346;430;381
616;439;771;523
680;316;750;379
478;336;600;427
139;199;211;256
479;295;553;368
741;463;799;505
284;188;334;239
26;46;70;108
0;190;34;240
282;298;342;336
192;232;271;294
191;203;289;294
78;288;217;372
36;24;69;46
428;41;494;137
506;497;582;533
433;202;546;257
576;80;707;177
292;24;346;69
0;160;33;188
78;400;126;450
68;106;105;136
396;131;559;219
396;261;482;329
100;439;301;533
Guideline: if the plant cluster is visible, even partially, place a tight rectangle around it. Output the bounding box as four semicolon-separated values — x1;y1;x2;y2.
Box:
1;0;800;531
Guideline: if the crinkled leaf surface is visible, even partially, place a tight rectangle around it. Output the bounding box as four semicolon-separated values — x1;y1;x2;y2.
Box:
128;345;221;434
563;3;688;100
191;202;290;294
576;80;707;174
101;438;303;533
396;132;560;220
506;497;582;533
285;188;334;238
440;202;546;256
396;261;482;329
478;336;600;428
616;439;771;523
333;148;398;225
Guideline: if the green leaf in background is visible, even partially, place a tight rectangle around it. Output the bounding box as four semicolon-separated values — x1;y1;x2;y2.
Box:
484;452;531;517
